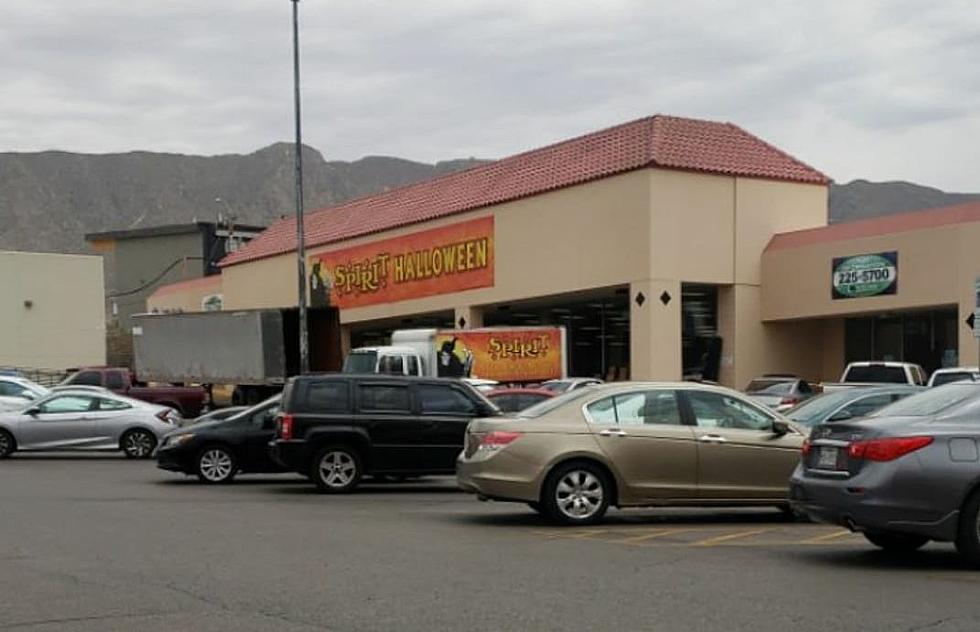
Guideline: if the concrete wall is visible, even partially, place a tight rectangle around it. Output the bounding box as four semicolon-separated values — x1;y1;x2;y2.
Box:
107;231;205;330
0;251;106;370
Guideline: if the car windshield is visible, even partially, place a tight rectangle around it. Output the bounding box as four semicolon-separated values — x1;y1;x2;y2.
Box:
931;372;975;386
228;395;282;422
871;383;980;417
343;351;378;374
844;365;907;383
745;380;794;395
784;390;861;425
517;386;596;418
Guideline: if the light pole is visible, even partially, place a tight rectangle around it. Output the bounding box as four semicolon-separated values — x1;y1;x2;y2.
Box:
291;0;310;374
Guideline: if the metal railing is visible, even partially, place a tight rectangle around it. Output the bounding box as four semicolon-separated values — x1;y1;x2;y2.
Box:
0;367;70;387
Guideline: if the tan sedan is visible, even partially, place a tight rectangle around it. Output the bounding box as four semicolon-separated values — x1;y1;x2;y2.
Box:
457;382;806;525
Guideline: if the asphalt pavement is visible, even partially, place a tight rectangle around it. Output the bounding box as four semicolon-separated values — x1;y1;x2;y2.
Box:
2;455;980;631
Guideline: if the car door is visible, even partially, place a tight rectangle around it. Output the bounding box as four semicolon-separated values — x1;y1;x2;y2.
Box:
356;381;428;471
18;394;101;450
585;389;698;501
239;401;282;471
91;396;140;448
414;383;480;471
681;389;802;500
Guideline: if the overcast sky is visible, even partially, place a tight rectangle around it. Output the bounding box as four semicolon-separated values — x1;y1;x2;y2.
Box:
2;1;978;190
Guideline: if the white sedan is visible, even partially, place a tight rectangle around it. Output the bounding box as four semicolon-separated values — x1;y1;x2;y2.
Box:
0;376;50;412
0;389;180;459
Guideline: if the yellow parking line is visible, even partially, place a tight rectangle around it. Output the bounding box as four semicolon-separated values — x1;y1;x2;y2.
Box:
618;528;697;545
799;529;854;545
691;528;773;547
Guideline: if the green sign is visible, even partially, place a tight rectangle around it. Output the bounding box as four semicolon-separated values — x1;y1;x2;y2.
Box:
832;252;897;299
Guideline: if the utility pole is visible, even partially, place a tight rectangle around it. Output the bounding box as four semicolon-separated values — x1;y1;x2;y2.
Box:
291;0;310;374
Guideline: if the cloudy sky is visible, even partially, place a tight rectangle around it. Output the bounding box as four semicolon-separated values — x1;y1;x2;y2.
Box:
2;1;978;190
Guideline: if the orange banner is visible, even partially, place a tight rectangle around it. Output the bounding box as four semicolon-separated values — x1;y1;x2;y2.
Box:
308;217;494;309
436;328;565;383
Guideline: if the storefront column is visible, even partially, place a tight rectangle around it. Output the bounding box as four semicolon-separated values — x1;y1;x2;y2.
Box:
339;324;352;358
630;279;681;381
454;305;484;329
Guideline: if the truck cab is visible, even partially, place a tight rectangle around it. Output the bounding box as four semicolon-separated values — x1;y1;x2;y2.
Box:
342;346;424;377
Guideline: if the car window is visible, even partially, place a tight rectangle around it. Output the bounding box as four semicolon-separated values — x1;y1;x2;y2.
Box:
405;355;420;376
98;397;131;411
105;371;125;390
745;380;794;395
358;384;410;413
838;393;894;419
251;404;280;428
297;381;349;413
417;384;477;415
70;371;102;386
844;365;908;384
586;390;682;426
378;355;404;375
491;394;519;413
798;381;813;394
785;390;863;426
38;395;96;414
518;394;550;410
932;372;975;386
686;390;774;430
872;383;980;417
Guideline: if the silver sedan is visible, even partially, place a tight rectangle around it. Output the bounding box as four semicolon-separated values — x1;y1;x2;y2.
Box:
0;389;180;459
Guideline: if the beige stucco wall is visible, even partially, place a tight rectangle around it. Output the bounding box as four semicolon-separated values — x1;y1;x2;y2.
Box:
210;167;829;384
0;251;106;370
762;220;980;376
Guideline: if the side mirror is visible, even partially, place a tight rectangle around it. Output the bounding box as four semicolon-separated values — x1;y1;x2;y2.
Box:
828;410;853;422
772;419;790;435
25;407;40;416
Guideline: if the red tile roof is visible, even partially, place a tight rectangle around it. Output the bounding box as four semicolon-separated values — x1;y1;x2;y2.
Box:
766;200;980;251
149;274;222;298
223;114;830;267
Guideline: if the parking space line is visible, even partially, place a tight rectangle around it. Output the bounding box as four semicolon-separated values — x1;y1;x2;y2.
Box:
618;528;698;545
799;529;853;545
691;528;773;547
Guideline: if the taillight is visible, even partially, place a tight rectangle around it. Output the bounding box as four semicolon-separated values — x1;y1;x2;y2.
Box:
801;438;812;457
847;436;933;462
279;414;294;441
477;431;522;453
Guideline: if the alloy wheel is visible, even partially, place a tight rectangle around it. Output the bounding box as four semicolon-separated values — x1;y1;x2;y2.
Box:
318;451;357;489
199;449;234;482
555;469;604;520
123;431;155;458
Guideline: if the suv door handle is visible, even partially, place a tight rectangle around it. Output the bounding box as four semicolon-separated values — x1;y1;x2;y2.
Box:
698;434;727;443
599;429;627;437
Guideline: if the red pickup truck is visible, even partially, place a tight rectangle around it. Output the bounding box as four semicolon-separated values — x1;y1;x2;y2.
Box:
61;367;207;417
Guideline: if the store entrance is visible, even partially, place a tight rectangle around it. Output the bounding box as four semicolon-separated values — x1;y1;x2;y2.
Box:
844;308;958;375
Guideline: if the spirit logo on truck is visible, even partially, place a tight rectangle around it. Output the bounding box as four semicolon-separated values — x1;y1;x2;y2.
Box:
308;217;494;309
832;251;897;299
436;328;565;383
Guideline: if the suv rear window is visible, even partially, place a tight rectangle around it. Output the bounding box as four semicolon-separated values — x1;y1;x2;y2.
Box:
69;371;102;386
844;365;907;384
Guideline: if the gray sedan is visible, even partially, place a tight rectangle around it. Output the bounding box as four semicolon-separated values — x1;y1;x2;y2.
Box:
0;389;180;459
790;383;980;565
784;385;923;427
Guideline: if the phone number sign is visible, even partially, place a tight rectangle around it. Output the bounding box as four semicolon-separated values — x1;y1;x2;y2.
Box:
832;251;898;299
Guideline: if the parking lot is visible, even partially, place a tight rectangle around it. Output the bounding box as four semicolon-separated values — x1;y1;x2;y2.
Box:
3;457;980;632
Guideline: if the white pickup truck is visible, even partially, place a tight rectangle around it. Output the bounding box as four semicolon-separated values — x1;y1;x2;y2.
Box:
822;361;927;393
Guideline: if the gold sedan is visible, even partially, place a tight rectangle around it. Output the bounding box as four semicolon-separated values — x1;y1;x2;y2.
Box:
457;382;806;525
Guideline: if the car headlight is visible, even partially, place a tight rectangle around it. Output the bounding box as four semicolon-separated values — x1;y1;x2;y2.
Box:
164;433;195;448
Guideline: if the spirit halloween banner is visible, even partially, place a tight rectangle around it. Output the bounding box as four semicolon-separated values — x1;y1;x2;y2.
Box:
308;217;494;309
434;328;565;382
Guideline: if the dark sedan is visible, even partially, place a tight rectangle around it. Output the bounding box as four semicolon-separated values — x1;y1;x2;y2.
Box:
790;383;980;565
156;395;284;483
784;385;922;428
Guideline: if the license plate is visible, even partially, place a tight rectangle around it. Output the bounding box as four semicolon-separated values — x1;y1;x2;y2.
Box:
816;447;839;469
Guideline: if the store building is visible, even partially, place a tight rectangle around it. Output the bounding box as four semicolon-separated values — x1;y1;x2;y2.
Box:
150;114;835;388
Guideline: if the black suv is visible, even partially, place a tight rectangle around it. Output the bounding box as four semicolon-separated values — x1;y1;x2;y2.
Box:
271;374;498;493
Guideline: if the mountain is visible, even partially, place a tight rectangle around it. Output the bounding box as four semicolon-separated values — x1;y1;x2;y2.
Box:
0;143;977;256
829;180;980;223
0;144;487;254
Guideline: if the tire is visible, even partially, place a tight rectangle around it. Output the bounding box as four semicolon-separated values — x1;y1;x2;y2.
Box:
955;490;980;566
541;461;611;526
120;429;157;459
309;445;362;494
527;501;543;514
196;446;237;484
864;531;928;553
0;429;15;458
